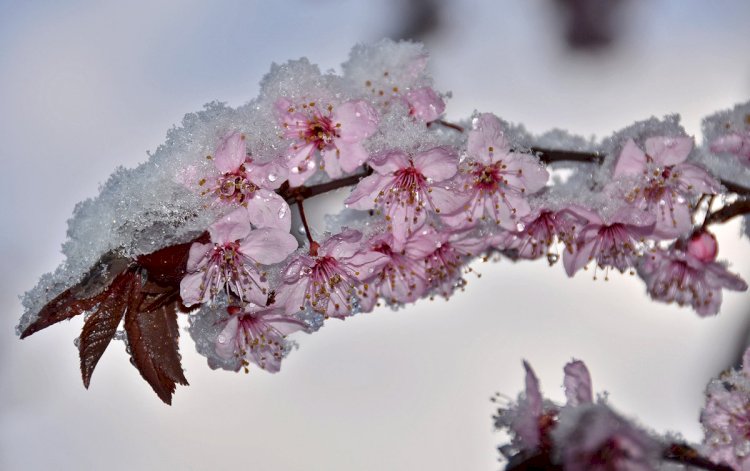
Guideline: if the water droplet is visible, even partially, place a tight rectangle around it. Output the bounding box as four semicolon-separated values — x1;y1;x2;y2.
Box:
268;173;277;182
516;223;525;231
278;205;287;219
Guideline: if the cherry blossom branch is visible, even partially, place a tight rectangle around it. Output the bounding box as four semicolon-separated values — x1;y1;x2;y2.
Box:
705;198;750;225
278;168;374;205
663;443;734;471
504;443;732;471
433;119;750;196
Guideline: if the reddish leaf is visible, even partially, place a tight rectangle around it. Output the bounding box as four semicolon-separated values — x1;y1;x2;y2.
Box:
20;252;131;339
78;271;139;389
124;301;189;405
136;232;208;285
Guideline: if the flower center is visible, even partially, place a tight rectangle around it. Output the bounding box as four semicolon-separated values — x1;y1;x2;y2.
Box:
305;115;339;151
472;163;503;192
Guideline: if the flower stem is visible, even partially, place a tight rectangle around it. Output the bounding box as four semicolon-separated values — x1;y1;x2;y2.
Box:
296;197;319;256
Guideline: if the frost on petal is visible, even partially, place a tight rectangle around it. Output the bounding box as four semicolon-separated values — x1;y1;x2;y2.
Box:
239;228;298;265
214;131;247;174
644;136;693;166
411;147;458;183
563;360;593;406
404;87;445;123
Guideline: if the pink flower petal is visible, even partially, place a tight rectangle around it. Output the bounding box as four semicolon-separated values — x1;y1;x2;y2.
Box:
245;190;292;232
186;242;212;273
215;315;240;360
613;138;647;177
468;113;508;164
412;146;458;181
214;132;247;174
335;140;370;173
180;271;209;306
368;150;411;174
208;208;252;244
404;87;445;122
710;133;744;154
245;158;288;190
563;360;593;406
333;100;379;141
645;136;693;166
652;202;692;240
674;163;720;195
345;174;388;210
239;228;298;265
346;251;390;281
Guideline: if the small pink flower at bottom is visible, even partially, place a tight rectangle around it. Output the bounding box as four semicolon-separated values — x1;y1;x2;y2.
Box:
180;208;298;307
638;236;747;316
214;305;308;373
553;404;661;471
277;229;389;318
562;206;655;278
701;347;750;470
711;131;750;166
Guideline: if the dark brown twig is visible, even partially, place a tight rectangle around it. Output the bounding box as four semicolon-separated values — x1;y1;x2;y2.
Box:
296;198;319;256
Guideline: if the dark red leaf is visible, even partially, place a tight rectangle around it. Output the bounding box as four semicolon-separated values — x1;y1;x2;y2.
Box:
20;252;132;339
79;271;139;388
136;232;208;285
124;300;189;405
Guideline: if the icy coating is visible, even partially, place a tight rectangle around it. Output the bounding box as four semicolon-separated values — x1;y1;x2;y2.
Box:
17;40;750;380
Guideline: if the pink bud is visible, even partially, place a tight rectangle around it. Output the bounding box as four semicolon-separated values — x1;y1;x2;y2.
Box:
687;231;718;262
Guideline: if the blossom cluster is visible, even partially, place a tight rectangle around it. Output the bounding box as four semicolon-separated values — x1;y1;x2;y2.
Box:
496;354;750;470
160;40;748;375
15;41;750;409
495;360;663;470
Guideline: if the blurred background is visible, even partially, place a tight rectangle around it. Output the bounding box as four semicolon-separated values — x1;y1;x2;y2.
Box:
1;1;749;470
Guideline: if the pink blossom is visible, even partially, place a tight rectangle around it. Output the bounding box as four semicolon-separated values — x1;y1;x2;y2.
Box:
442;114;548;230
357;230;433;312
638;238;747;316
612;137;720;239
420;226;487;298
200;131;291;231
345;146;463;242
276;99;379;185
687;230;718;262
562;206;655;278
710;131;750;166
277;229;389;318
553;404;661;471
490;208;579;261
700;348;750;470
564;360;593;407
214;304;307;373
180;208;298;307
403;87;445;123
